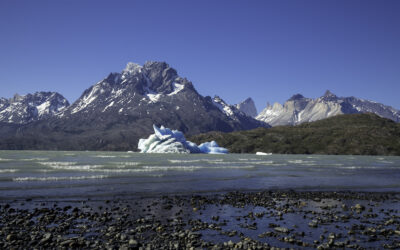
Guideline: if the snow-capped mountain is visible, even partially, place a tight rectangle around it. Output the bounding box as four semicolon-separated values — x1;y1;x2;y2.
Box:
0;61;268;151
59;61;267;133
235;97;257;117
0;92;69;124
256;90;400;126
63;62;190;117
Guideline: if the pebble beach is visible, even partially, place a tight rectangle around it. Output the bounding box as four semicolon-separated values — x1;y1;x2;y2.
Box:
1;190;399;249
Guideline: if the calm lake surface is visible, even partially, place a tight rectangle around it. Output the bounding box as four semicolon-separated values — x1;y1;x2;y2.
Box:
0;151;399;200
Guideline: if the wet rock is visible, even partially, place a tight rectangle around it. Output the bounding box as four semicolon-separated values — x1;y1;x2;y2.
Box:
211;216;219;221
6;234;16;241
128;239;138;247
274;227;289;233
258;231;273;238
309;220;318;228
1;190;399;249
228;231;237;237
39;233;52;245
354;204;365;211
60;239;75;247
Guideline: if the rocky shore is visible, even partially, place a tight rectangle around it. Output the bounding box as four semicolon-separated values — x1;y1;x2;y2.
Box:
1;191;399;249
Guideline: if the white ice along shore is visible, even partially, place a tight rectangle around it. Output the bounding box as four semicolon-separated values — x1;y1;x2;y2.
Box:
138;125;228;154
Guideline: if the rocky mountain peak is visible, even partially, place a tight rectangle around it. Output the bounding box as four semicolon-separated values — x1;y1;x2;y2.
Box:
323;90;335;96
11;93;25;103
213;95;223;102
288;94;305;101
67;61;196;115
117;61;180;88
142;61;178;92
319;90;339;102
235;97;257;117
123;62;143;75
0;91;69;124
322;90;337;98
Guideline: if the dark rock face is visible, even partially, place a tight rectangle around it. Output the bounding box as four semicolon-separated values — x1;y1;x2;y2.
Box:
0;62;268;151
0;92;69;124
257;90;400;126
288;94;305;101
235;97;258;117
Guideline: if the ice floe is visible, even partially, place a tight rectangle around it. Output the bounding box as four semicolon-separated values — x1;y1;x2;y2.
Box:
256;152;272;155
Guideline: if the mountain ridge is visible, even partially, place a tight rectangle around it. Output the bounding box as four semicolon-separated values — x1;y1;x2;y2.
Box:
0;92;69;124
0;61;268;151
1;62;399;152
256;90;400;126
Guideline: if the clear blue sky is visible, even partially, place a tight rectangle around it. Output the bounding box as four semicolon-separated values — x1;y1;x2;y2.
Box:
1;0;399;112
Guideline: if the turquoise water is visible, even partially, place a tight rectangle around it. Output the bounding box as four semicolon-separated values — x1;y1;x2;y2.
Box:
0;151;399;200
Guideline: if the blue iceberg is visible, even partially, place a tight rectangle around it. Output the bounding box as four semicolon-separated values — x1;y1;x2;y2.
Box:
198;141;228;154
138;125;228;154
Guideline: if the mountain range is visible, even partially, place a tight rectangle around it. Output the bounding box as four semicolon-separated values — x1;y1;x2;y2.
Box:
0;92;69;124
0;62;266;151
256;90;400;126
0;61;399;151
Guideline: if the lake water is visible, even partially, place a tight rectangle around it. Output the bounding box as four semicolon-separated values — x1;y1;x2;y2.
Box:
0;151;399;200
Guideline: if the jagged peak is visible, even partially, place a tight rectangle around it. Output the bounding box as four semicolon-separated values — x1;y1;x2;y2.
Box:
288;94;305;101
213;95;222;101
143;61;169;68
237;97;255;106
243;97;254;102
323;90;336;97
236;97;255;106
272;102;283;109
235;97;257;117
9;92;60;103
122;62;143;75
120;61;181;82
212;95;229;105
11;93;24;102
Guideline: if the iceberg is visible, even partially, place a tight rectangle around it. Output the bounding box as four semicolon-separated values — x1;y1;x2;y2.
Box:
138;125;228;154
198;141;228;154
256;152;272;155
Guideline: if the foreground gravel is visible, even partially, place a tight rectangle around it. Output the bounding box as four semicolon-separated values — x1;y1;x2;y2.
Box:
1;191;399;249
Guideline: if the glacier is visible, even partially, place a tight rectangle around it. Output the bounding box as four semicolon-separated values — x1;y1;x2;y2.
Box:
138;125;228;154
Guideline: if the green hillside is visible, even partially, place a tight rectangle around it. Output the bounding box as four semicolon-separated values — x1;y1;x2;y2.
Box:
189;113;400;155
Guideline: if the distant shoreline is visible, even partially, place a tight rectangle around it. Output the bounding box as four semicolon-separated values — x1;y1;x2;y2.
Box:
2;148;400;156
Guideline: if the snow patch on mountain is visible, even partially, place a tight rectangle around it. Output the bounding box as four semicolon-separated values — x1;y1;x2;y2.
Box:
146;93;162;103
36;101;51;116
122;62;143;79
212;96;235;117
168;83;185;96
71;84;105;114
